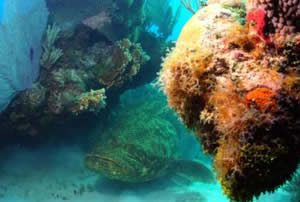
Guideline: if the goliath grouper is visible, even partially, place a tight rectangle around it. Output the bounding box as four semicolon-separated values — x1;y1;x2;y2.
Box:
85;116;215;184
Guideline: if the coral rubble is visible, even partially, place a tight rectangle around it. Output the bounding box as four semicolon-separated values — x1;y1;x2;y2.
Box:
159;0;300;201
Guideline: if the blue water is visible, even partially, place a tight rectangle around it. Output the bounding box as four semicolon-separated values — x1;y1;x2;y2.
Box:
16;0;36;15
169;1;193;40
0;0;4;22
0;0;37;23
146;1;192;41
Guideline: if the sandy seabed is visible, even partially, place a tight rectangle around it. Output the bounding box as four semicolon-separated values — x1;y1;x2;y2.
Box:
0;142;292;202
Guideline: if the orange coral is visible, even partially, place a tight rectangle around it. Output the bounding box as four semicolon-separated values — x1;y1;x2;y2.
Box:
244;87;277;112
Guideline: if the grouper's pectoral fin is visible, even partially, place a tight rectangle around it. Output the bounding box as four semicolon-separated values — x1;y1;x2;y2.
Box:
169;160;216;186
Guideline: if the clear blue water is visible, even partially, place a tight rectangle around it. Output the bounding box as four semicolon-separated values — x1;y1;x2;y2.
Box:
0;0;4;22
169;1;193;40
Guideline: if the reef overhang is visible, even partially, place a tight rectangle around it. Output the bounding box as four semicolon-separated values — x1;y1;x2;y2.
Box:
159;0;300;201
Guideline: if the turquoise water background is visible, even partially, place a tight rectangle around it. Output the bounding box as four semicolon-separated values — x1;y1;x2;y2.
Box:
169;1;193;40
0;0;4;22
0;0;37;22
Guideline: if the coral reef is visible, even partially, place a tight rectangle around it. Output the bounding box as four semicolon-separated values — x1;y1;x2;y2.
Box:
96;38;150;88
40;23;63;70
53;24;150;90
0;0;175;148
0;11;154;137
71;89;106;115
47;0;174;88
159;1;300;201
246;0;300;44
0;66;106;136
15;83;46;113
46;0;170;90
47;68;88;115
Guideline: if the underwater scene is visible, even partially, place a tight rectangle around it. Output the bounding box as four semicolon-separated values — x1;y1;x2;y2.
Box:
0;0;299;202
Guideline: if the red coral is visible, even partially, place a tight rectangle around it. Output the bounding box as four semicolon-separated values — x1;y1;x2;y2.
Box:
296;35;300;44
247;8;269;42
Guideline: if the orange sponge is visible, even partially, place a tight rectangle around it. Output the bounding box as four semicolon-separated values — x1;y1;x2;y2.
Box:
244;87;277;112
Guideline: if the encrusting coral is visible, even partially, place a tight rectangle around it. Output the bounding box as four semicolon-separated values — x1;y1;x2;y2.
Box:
47;68;88;114
246;0;300;44
159;0;300;201
71;89;106;115
96;38;150;88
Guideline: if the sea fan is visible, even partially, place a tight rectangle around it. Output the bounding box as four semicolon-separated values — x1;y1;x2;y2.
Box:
0;0;48;112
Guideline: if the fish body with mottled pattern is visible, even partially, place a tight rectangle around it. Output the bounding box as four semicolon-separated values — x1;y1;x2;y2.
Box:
85;88;215;184
85;118;180;183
